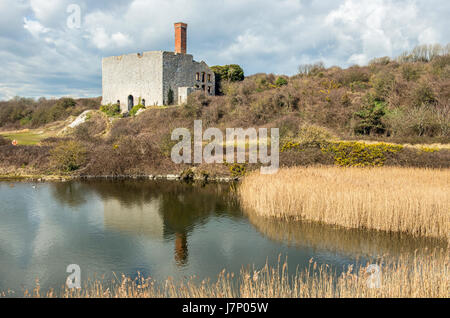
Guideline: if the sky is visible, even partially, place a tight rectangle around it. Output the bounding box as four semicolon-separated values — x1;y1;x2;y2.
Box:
0;0;449;100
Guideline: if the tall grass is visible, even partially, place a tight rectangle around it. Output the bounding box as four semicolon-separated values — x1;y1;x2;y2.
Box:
246;213;448;259
11;251;448;298
239;167;449;241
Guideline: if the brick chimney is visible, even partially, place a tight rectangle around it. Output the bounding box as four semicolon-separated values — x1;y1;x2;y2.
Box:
174;22;187;54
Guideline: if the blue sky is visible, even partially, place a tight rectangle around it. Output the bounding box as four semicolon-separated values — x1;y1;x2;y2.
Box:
0;0;449;100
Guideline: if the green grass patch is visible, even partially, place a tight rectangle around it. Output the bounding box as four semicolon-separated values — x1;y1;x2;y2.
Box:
0;131;49;145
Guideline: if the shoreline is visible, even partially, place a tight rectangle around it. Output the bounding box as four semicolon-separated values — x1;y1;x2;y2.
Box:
0;173;239;183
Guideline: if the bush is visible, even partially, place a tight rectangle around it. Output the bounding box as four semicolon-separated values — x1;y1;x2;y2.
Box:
353;96;387;135
0;136;9;146
159;133;180;157
401;63;422;82
296;124;335;147
412;81;436;107
370;71;395;101
180;92;205;118
84;135;160;176
384;106;448;138
129;104;145;116
227;163;247;177
58;98;76;109
167;88;174;105
369;56;391;66
100;103;121;117
297;62;325;76
431;54;450;77
337;66;370;86
50;140;86;172
73;112;107;140
211;64;244;82
211;64;245;94
275;77;288;87
321;141;403;167
0;96;99;129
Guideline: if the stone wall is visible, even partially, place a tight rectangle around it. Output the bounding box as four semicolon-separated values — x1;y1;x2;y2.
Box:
102;50;215;111
178;87;197;104
102;51;164;112
162;52;215;105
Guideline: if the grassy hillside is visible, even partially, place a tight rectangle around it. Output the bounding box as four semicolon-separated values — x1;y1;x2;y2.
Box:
0;97;100;130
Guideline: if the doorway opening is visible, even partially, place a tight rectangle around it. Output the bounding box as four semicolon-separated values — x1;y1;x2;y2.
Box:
128;95;134;111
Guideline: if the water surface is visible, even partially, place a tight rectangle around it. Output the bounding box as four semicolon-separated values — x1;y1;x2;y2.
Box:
0;180;444;293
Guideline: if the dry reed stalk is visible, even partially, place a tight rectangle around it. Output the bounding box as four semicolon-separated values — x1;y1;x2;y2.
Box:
238;167;449;241
14;251;448;298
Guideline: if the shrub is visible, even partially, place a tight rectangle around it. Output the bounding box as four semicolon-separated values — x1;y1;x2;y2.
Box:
227;163;247;177
401;63;422;82
47;104;66;121
431;54;450;77
277;117;299;141
321;141;403;167
370;71;395;101
297;62;325;76
412;81;436;107
108;117;140;141
129;104;145;116
58;97;76;109
384;106;448;138
353;96;387;135
340;93;351;107
211;64;245;94
337;66;370;86
211;64;244;82
50;140;87;172
167;88;174;105
369;56;391;66
180;92;204;118
0;136;9;146
73;112;107;140
84;135;160;176
100;103;121;117
275;77;288;87
159;133;180;157
297;124;335;147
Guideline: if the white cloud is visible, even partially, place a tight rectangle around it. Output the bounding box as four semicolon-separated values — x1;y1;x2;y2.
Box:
0;0;449;100
29;0;69;26
23;17;49;38
324;0;442;65
87;27;132;49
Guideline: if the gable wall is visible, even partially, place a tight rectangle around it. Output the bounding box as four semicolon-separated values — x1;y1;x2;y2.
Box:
102;51;164;112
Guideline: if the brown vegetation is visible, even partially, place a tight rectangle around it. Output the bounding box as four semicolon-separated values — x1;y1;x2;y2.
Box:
0;47;449;176
239;167;450;241
0;97;100;130
13;251;449;298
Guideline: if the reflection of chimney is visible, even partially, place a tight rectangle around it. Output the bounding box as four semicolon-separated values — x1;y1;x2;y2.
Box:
174;22;187;54
174;232;188;266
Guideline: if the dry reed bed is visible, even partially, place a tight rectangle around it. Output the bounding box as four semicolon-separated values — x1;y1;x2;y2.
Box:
14;251;448;298
246;213;448;259
239;167;449;241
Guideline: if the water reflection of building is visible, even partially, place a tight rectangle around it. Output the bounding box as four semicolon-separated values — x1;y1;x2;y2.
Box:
103;196;191;266
174;233;188;266
103;197;164;239
98;181;233;267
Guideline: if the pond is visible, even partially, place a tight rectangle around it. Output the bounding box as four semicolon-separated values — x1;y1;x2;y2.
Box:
0;180;445;294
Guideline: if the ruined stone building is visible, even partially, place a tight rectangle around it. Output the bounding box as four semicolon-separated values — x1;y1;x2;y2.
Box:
102;22;215;113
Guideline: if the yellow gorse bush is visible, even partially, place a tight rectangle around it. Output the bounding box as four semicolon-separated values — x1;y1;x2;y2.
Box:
281;139;404;167
420;146;440;153
321;141;403;167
